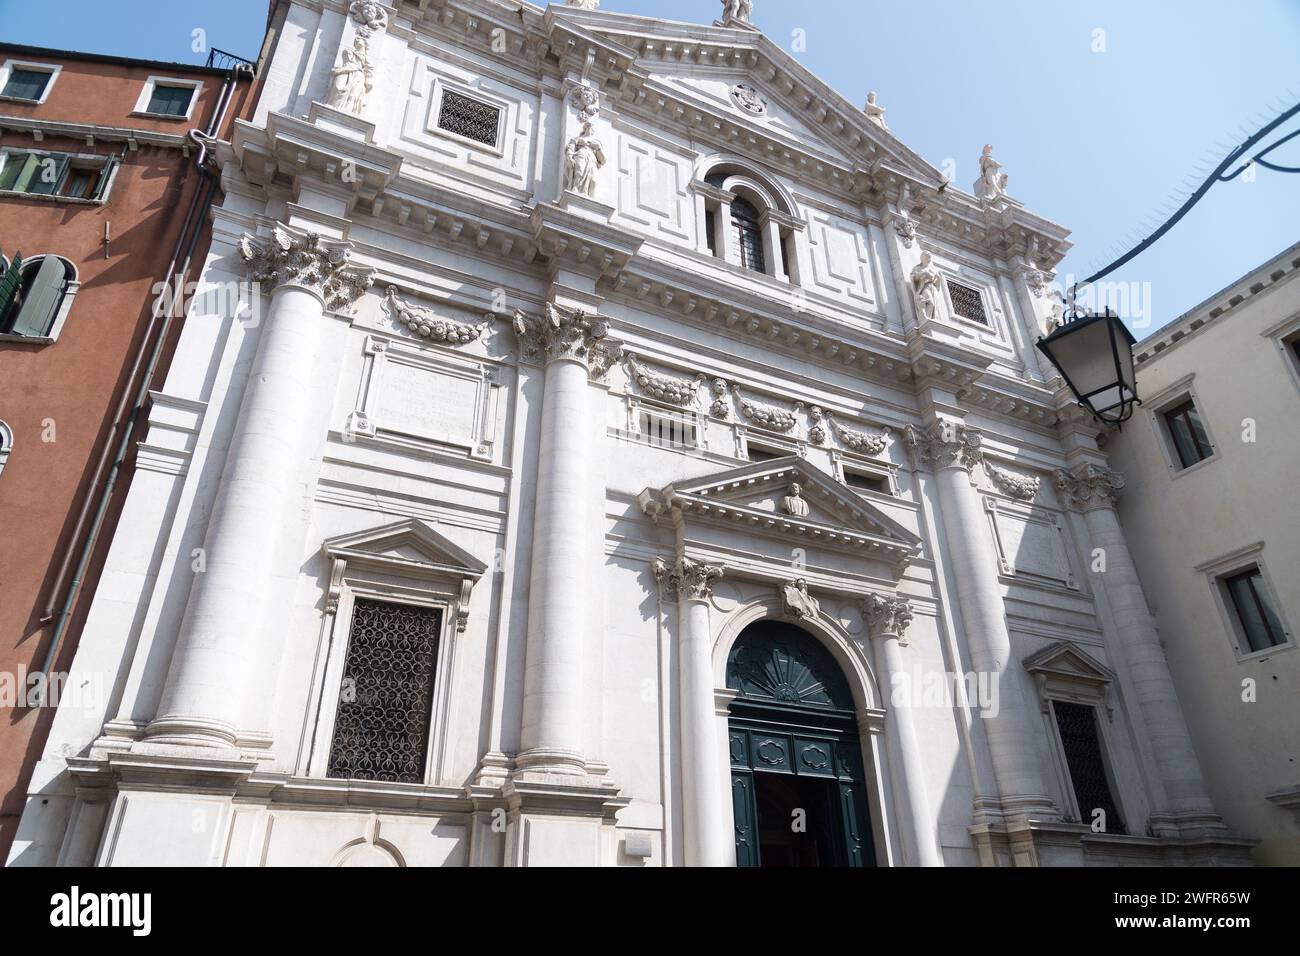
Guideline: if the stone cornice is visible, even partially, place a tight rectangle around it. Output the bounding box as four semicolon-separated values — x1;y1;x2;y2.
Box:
0;114;190;150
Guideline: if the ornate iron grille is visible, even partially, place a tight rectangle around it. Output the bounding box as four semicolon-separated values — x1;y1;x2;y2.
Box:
947;280;988;325
731;198;766;274
1053;701;1125;833
327;599;441;784
436;91;501;146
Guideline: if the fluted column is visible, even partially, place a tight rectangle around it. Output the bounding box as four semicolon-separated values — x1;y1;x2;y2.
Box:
514;304;616;775
863;595;943;866
1056;463;1219;826
656;556;728;866
906;420;1056;822
147;224;373;748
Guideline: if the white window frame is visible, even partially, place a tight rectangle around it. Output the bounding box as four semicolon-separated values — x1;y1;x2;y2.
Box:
426;77;507;157
0;254;81;345
0;147;119;205
634;400;701;452
834;451;896;497
1262;310;1300;400
0;420;12;478
1143;373;1219;478
132;75;203;121
1195;542;1294;662
942;274;994;330
0;59;61;104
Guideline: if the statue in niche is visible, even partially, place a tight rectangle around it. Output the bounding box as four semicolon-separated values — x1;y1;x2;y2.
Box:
863;91;888;130
327;36;374;115
910;250;942;324
782;579;821;621
974;143;1009;202
721;0;754;24
782;482;810;517
564;121;606;198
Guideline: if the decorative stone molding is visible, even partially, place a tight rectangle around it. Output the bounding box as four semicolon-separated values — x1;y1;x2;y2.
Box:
349;0;389;37
729;83;767;116
862;594;914;644
807;405;828;445
653;555;723;601
985;462;1041;500
1020;261;1051;298
383;286;488;345
623;352;703;406
709;377;731;419
829;413;888;456
569;83;600;122
781;579;821;621
733;384;801;433
904;419;983;473
890;209;916;248
1054;463;1125;511
238;224;374;311
511;303;619;374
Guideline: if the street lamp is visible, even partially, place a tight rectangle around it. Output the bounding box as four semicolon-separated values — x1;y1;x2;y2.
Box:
1036;306;1139;426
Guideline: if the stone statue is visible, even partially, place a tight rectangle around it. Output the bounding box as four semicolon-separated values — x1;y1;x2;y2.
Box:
910;250;942;324
564;121;606;198
782;482;810;517
974;143;1009;202
721;0;753;24
327;36;373;115
566;0;601;8
863;91;888;130
349;0;389;37
782;579;821;621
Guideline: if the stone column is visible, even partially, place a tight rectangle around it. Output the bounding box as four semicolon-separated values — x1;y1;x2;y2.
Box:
655;556;728;867
906;420;1056;823
863;594;943;866
147;224;373;748
514;303;616;775
1056;463;1220;830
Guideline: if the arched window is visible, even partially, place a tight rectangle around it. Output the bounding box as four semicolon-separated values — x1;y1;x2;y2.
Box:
0;253;78;341
697;165;802;284
0;420;12;479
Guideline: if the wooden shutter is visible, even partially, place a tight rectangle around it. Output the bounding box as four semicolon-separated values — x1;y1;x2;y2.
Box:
0;253;23;330
9;256;66;337
92;155;119;201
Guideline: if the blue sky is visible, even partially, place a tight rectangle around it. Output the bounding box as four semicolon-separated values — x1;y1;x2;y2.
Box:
4;0;1297;334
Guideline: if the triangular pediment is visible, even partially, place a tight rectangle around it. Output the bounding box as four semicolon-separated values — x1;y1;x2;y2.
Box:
322;518;487;580
640;456;921;566
1022;641;1115;685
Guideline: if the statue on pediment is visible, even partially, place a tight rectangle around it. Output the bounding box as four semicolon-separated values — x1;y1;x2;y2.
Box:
910;250;942;324
564;121;606;198
864;91;888;130
974;143;1009;202
721;0;754;24
782;482;810;517
327;36;373;115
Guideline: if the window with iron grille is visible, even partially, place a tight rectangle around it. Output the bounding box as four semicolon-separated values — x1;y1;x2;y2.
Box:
1052;700;1125;833
326;599;441;784
436;90;501;146
1222;566;1286;652
947;280;988;325
731;197;766;274
639;408;697;450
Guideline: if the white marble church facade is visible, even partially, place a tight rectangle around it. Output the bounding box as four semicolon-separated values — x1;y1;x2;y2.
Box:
7;0;1254;866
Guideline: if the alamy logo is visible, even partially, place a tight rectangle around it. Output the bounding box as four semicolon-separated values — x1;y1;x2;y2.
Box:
49;886;151;936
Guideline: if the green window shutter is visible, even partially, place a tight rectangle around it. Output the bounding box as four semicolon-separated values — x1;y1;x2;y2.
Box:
0;254;23;330
26;154;69;196
10;256;67;337
93;155;119;201
0;153;35;192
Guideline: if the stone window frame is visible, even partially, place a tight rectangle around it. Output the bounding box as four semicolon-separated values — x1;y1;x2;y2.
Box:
304;523;485;786
691;165;805;287
0;419;12;479
0;59;62;105
628;394;704;454
426;77;508;158
1261;309;1300;401
1195;541;1295;663
1023;642;1128;832
0;253;81;344
131;75;204;121
942;275;991;328
1141;372;1221;479
832;450;897;497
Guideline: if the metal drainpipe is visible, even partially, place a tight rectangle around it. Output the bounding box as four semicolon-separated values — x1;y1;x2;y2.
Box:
35;63;253;684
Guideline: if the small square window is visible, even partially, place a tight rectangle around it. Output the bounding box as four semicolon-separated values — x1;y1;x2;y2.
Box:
436;90;501;146
1222;566;1286;652
146;84;195;117
746;443;784;462
2;67;52;101
947;280;988;325
1162;398;1212;468
843;468;890;495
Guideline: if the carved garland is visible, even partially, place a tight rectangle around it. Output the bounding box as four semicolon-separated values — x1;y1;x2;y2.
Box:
829;413;889;456
985;462;1041;500
383;286;488;345
623;352;703;406
733;384;801;433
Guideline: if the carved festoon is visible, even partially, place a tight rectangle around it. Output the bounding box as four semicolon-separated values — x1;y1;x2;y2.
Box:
905;419;983;472
1055;463;1125;511
512;302;619;373
653;555;723;601
624;352;703;406
985;462;1042;500
781;579;821;621
863;594;914;643
238;224;374;311
829;413;888;456
734;384;801;433
384;286;488;345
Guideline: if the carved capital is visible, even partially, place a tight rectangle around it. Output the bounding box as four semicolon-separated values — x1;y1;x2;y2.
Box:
238;224;374;311
511;302;620;375
654;556;723;602
862;594;914;644
1055;463;1124;511
904;419;983;473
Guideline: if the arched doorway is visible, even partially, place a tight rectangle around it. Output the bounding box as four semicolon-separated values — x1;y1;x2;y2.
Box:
726;620;875;867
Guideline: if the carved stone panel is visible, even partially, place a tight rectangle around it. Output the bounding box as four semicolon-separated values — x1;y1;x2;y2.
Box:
984;498;1078;590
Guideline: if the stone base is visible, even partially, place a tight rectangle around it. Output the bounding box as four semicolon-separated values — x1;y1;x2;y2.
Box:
501;767;629;867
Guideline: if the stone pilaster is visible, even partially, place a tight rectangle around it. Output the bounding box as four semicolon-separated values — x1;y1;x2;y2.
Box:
863;594;943;866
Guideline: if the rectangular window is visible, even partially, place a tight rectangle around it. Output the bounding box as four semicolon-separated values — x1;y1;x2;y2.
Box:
0;151;114;200
640;408;697;450
436;90;501;146
1052;700;1125;834
947;280;988;325
326;599;441;784
2;67;52;101
843;468;890;495
145;83;195;117
1223;567;1286;652
746;443;784;462
1162;398;1212;468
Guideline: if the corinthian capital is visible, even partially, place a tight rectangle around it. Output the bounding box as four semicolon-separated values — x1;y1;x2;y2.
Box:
511;302;620;375
904;419;983;473
239;224;374;311
1055;463;1125;511
862;594;914;643
654;556;723;601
